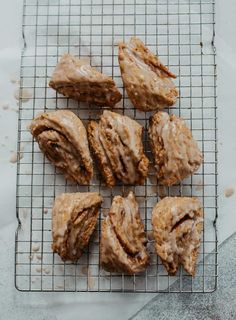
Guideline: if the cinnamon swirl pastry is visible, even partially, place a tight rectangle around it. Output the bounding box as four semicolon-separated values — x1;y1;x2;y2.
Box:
100;191;149;274
49;54;122;107
87;110;149;187
52;192;103;262
152;197;203;276
118;37;178;111
149;111;203;186
30;110;93;184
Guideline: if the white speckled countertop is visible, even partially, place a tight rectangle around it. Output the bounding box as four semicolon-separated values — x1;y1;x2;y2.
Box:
0;1;236;319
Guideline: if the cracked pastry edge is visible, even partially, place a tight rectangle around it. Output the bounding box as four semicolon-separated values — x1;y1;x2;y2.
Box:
152;197;203;276
30;110;93;184
148;111;203;186
52;192;103;262
100;192;150;274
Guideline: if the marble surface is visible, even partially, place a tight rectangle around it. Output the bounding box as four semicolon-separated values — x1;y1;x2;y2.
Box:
131;233;236;320
0;0;236;319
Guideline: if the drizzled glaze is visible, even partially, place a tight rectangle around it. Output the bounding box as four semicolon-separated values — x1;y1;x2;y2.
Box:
149;111;203;186
152;197;203;276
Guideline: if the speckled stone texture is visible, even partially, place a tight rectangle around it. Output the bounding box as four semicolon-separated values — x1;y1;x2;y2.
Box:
131;233;236;320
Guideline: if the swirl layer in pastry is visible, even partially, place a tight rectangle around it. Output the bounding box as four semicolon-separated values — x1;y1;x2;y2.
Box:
100;191;149;274
30;110;93;184
52;192;103;262
152;197;203;276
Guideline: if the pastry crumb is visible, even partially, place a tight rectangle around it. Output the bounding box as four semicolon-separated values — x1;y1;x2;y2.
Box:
56;285;64;289
158;185;168;199
43;208;48;214
14;88;33;102
88;268;95;289
102;208;109;217
29;254;34;260
81;266;88;275
35;267;42;273
43;267;51;274
147;231;154;241
10;75;20;84
32;244;40;252
195;179;203;191
1;103;10;110
224;187;234;198
36;254;42;261
9;146;24;163
9;152;18;163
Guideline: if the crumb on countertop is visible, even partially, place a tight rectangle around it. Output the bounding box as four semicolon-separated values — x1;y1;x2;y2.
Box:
14;88;33;103
9;145;24;163
224;187;234;198
1;103;10;110
32;244;40;252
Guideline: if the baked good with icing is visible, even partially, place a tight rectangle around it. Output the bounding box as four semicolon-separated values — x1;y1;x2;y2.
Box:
152;197;203;276
30;110;93;184
49;54;122;107
88;110;149;187
148;111;203;186
52;192;103;262
100;191;149;274
118;37;178;111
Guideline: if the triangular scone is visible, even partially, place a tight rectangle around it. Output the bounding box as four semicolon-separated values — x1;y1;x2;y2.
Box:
118;37;178;111
149;111;203;186
87;110;149;187
49;54;122;107
152;197;203;276
52;192;103;262
100;191;149;274
30;110;93;185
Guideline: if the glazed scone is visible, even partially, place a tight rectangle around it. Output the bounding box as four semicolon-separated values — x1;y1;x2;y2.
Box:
88;110;149;187
152;197;203;276
49;54;122;107
52;192;103;262
118;37;178;111
100;191;149;274
149;111;203;186
30;110;93;184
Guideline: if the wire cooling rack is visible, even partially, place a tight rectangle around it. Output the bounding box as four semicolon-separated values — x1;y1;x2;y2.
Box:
15;0;217;292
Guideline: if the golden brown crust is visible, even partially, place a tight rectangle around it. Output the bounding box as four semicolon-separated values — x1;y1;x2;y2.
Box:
30;110;93;185
52;192;103;262
118;37;178;111
49;54;122;107
148;111;203;186
88;110;149;187
100;191;149;274
152;197;203;276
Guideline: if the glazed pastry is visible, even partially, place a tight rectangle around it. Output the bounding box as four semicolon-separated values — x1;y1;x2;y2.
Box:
49;54;122;107
100;191;149;274
88;110;149;187
152;197;203;276
118;37;178;111
52;192;103;262
30;110;93;184
149;111;203;186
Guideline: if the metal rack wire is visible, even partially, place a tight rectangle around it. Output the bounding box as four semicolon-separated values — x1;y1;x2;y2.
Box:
15;0;217;292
